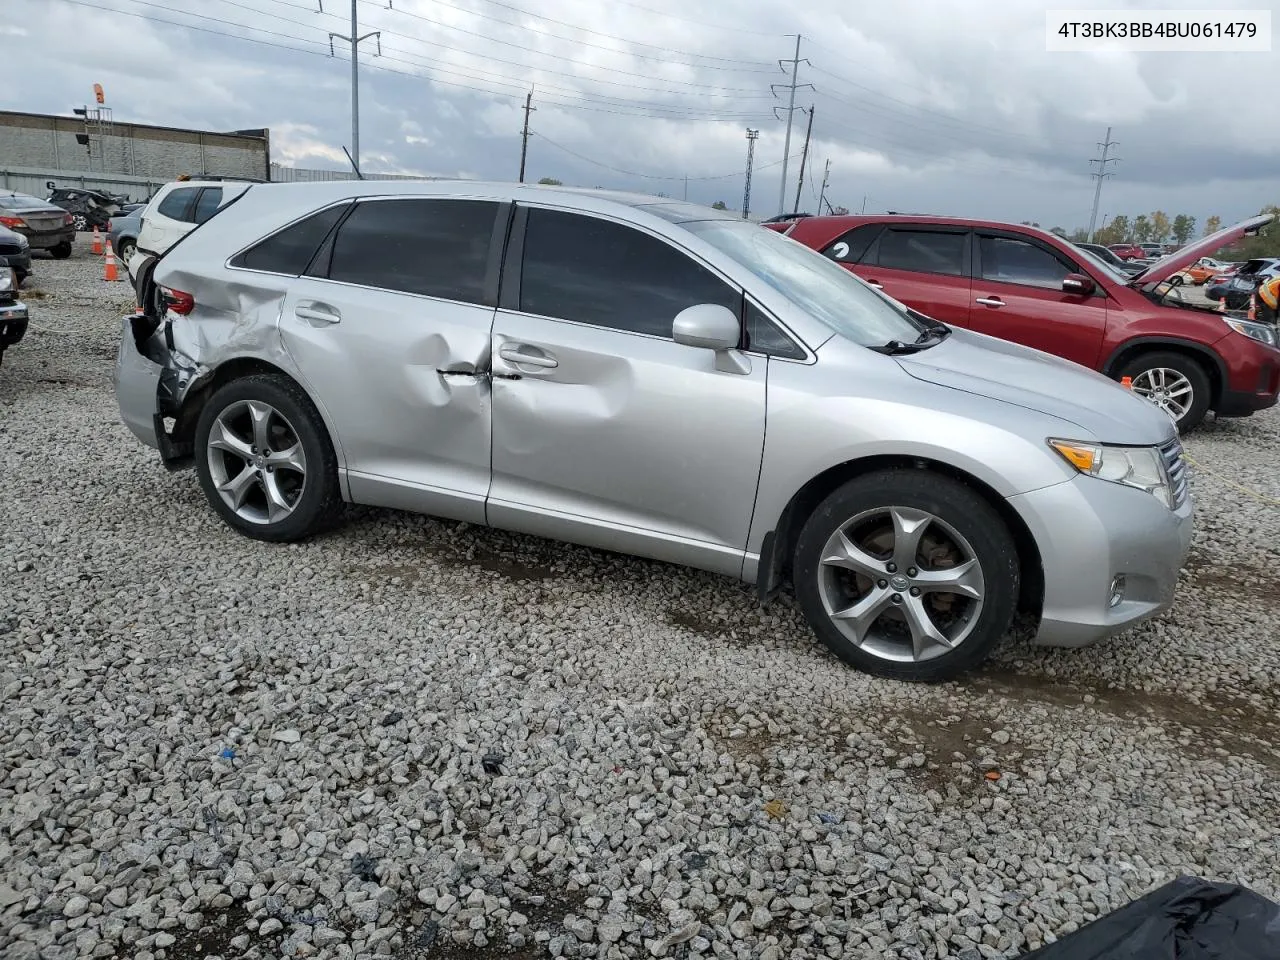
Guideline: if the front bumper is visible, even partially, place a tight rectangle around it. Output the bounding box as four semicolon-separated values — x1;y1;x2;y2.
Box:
0;299;29;348
1008;476;1193;647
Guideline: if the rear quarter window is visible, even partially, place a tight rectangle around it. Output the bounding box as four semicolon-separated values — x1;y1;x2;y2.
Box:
230;203;350;276
156;187;198;221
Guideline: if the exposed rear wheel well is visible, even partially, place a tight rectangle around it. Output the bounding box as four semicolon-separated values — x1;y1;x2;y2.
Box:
167;359;309;464
764;456;1044;618
1104;342;1222;406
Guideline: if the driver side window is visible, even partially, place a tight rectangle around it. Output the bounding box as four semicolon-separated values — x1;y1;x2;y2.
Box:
520;208;739;338
978;235;1074;290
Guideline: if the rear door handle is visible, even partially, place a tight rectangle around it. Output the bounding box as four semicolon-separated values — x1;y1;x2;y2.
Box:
498;344;558;369
864;279;884;289
975;297;1005;307
295;302;341;325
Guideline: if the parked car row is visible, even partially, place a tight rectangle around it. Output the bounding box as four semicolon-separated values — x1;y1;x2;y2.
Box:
0;192;76;261
1205;257;1280;310
115;180;1200;683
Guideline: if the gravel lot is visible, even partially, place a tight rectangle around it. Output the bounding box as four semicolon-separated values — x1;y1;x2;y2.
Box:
2;247;1279;960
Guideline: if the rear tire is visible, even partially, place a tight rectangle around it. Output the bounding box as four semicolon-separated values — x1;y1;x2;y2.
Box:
117;238;136;261
50;242;72;260
1118;350;1211;432
194;374;343;542
792;469;1019;682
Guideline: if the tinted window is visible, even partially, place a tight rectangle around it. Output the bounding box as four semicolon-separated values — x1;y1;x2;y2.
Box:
823;224;881;263
876;229;966;276
745;300;805;359
328;198;497;303
980;236;1071;288
193;188;223;224
157;187;198;221
520;209;738;337
232;203;349;275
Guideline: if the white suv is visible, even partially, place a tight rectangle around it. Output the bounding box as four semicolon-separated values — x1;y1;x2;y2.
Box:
135;179;253;263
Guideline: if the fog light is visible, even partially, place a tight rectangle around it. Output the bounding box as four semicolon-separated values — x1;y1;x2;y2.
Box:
1108;575;1126;608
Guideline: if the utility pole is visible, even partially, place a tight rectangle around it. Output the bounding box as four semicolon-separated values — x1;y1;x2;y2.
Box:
861;195;867;214
743;129;760;220
683;176;688;201
792;105;814;214
518;89;536;182
817;158;830;214
772;35;812;217
327;0;380;174
1087;126;1120;242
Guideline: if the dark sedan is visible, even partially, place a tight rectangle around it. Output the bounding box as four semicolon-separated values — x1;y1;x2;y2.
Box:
0;192;76;258
0;224;32;285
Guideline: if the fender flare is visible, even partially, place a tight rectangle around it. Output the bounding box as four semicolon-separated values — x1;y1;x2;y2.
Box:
1101;336;1227;401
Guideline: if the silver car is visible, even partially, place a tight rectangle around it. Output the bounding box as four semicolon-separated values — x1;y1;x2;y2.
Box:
114;182;1193;681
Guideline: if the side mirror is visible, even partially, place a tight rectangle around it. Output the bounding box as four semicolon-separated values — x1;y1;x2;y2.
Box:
672;303;750;375
1062;273;1095;296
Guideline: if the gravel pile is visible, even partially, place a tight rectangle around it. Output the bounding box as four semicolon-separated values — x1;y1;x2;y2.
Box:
2;248;1278;960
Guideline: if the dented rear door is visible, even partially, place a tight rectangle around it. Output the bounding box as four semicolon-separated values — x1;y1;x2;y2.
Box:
486;205;766;578
279;197;506;525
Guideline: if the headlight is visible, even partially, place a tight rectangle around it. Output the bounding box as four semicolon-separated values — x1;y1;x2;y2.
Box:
1222;316;1278;346
0;268;13;293
1048;439;1172;508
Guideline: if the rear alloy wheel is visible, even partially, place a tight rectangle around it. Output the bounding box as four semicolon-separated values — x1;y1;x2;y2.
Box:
793;470;1018;682
195;375;343;542
72;214;87;232
117;238;136;262
1119;351;1211;432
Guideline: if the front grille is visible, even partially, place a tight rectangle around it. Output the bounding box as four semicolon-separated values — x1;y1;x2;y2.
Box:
1160;437;1189;509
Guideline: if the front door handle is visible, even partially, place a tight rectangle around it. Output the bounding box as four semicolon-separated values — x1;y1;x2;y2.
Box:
295;302;341;325
498;344;558;369
865;279;884;289
975;297;1005;308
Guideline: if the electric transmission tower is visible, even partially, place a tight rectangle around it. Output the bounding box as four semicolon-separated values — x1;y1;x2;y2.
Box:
1087;127;1120;242
742;129;760;220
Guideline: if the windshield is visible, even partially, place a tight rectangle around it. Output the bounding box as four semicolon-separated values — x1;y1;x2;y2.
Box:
684;219;924;346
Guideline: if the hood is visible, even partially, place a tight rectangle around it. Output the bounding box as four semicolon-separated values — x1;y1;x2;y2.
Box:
894;328;1175;446
1132;213;1274;286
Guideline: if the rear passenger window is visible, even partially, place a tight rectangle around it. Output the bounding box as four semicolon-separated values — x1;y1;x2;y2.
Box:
193;188;223;224
875;229;966;276
231;204;349;276
328;199;498;303
822;224;881;263
979;236;1071;289
156;187;197;221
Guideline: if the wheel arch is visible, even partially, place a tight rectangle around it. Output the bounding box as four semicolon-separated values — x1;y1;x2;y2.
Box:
756;455;1044;620
1102;336;1225;407
165;357;346;486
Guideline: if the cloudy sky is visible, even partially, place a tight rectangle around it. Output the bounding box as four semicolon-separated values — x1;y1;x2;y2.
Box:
6;0;1279;230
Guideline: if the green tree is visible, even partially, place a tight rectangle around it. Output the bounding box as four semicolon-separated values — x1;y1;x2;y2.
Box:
1132;215;1152;242
1150;211;1171;242
1019;220;1042;228
1068;227;1090;243
1049;226;1067;237
711;200;727;210
537;177;562;185
1204;215;1222;236
1100;215;1130;245
1171;214;1196;245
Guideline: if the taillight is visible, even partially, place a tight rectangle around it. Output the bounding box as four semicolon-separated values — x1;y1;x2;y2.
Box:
159;285;195;315
0;216;26;229
63;213;74;226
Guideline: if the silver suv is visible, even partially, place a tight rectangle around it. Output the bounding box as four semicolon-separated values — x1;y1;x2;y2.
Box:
114;182;1193;681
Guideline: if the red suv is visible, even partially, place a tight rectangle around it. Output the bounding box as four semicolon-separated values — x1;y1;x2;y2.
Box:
1108;243;1146;261
773;214;1279;431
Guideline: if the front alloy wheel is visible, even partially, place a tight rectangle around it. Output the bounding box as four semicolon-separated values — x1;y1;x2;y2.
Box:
793;470;1019;681
1129;367;1193;423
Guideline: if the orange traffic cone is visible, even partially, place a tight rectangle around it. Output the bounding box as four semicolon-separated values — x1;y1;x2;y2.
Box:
1120;376;1133;389
103;240;119;282
91;226;103;255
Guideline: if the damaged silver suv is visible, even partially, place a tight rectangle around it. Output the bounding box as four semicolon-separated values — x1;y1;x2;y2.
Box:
115;181;1193;681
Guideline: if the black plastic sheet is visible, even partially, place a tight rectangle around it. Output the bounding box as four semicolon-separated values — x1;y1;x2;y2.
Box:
1017;876;1280;959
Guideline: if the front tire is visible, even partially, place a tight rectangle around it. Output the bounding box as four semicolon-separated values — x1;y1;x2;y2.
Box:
793;470;1019;682
1119;351;1211;432
117;238;136;261
194;374;343;542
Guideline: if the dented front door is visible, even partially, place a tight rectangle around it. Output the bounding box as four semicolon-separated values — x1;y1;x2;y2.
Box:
279;276;495;525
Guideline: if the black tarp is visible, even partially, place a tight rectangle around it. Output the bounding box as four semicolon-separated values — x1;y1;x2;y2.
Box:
1016;876;1280;959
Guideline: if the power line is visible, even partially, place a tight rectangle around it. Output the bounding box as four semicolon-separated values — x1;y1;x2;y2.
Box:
58;1;774;124
363;0;776;73
557;0;782;37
